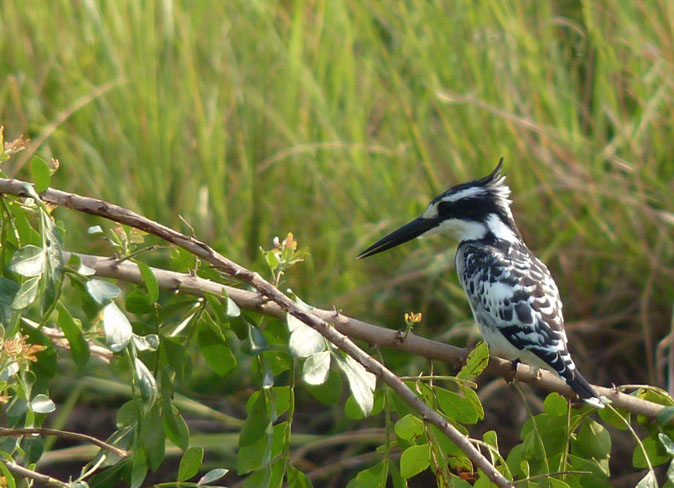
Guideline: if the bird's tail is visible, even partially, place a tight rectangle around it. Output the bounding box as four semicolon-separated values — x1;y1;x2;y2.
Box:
565;370;605;409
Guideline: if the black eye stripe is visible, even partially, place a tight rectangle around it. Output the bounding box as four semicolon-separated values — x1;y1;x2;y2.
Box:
437;197;500;220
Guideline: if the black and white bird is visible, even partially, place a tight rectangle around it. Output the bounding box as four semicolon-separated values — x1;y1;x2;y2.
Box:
358;159;604;408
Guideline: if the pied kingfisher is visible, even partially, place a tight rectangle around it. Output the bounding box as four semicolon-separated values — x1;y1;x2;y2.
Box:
358;159;604;408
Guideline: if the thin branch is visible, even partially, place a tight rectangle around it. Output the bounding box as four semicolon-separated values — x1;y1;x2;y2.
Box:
41;326;113;363
0;427;128;457
0;459;70;487
64;250;668;420
0;178;512;487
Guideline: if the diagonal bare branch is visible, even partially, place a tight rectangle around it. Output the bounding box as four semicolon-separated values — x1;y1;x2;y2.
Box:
0;178;514;487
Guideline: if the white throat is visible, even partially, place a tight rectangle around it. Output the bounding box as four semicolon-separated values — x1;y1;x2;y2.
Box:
420;213;518;243
485;214;518;242
424;218;488;241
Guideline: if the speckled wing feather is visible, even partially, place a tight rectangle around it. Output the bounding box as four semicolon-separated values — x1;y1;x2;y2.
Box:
456;240;598;400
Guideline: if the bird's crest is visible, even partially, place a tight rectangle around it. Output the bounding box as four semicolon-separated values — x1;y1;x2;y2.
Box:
479;157;512;211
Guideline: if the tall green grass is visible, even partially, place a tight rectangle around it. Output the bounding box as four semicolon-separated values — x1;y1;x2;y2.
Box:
1;0;673;391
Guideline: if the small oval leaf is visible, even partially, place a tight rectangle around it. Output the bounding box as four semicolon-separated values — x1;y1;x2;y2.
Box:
9;245;45;277
400;444;430;479
87;279;121;305
197;468;229;485
103;302;132;352
334;353;376;416
31;156;51;193
30;394;55;414
11;277;40;310
302;351;330;385
288;314;324;358
178;446;204;482
395;414;424;441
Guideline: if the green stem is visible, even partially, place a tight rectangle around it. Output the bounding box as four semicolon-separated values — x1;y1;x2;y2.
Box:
514;384;550;481
282;359;296;481
608;405;654;474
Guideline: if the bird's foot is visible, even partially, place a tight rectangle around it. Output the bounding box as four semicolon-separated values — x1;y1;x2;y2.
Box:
506;359;521;383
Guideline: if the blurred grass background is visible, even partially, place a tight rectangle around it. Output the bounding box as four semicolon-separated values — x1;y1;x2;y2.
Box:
2;0;674;484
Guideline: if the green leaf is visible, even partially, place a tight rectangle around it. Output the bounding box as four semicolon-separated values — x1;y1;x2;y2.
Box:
103;302;132;352
161;336;188;383
0;278;20;325
124;291;154;315
574;419;611;460
170;246;196;272
246;322;268;354
302;350;330;385
334;353;376;416
306;369;342;406
198;468;229;486
474;478;495;488
9;245;45;277
57;303;90;371
178;446;204;482
660;433;674;456
21;322;57;378
543;392;568;417
117;399;140;427
435;386;483;424
549;479;571;488
137;262;159;303
30;156;51;192
89;458;132;487
226;296;241;317
394;414;424;441
30;394;55;413
197;322;237;376
634;436;671;468
238;434;272;475
287;313;324;358
599;405;630;430
134;358;158;404
400;444;430;479
636;471;658;488
344;394;366;420
241;392;271;446
483;430;498;451
130;447;148;488
346;460;386;488
0;460;16;488
87;279;121;305
142;406;165;470
204;292;227;324
287;466;312;488
428;424;465;456
272;386;291;418
457;341;489;379
21;435;44;464
162;401;190;451
11;276;39;309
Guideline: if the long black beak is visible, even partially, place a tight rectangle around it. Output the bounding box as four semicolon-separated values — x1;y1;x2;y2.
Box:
358;217;439;258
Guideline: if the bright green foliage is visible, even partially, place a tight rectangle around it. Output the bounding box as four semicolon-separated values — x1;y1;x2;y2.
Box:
0;176;671;488
0;0;673;480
